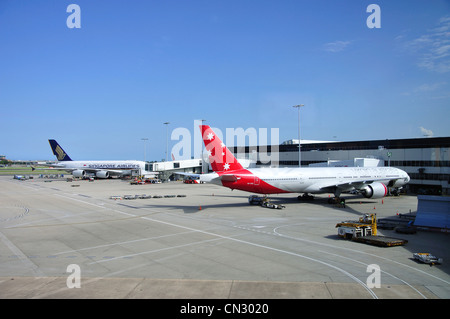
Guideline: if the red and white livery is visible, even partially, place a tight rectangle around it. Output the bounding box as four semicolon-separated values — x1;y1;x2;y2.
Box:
198;125;410;199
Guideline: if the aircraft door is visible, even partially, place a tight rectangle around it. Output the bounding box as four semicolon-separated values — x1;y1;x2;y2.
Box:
253;176;262;193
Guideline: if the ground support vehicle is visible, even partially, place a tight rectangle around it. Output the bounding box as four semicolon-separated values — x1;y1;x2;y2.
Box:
413;253;443;266
352;235;408;247
336;214;408;247
248;195;285;209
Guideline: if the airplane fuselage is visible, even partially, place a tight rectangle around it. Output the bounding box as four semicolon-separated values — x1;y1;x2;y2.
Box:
54;160;143;171
46;139;156;178
197;125;410;199
51;160;151;178
201;166;410;196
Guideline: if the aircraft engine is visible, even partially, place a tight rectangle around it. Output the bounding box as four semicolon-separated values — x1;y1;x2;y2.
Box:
360;182;387;199
96;171;110;179
72;169;85;178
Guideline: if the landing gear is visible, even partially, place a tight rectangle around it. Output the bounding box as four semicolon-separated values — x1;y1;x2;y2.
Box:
328;196;346;208
297;193;314;201
249;194;264;205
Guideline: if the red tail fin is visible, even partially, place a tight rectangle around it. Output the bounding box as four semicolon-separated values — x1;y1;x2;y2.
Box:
200;125;244;173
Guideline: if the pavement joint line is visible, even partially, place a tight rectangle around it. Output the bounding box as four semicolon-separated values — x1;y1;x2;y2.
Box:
48;190;381;298
53;230;197;255
0;230;45;277
318;249;428;299
43;189;425;298
2;178;448;299
87;237;225;264
136;215;379;299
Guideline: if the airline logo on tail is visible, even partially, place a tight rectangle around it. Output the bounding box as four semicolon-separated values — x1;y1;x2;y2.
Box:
201;125;243;173
49;139;72;161
199;125;288;194
55;145;67;161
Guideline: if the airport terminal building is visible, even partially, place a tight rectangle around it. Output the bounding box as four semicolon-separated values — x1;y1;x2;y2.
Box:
230;136;450;196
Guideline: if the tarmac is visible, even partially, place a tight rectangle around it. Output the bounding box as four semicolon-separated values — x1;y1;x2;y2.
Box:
0;175;449;299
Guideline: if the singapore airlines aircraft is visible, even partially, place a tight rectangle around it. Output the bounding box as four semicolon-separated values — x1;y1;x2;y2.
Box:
197;125;410;200
44;139;155;179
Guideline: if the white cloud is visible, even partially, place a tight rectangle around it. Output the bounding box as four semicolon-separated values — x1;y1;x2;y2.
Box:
406;15;450;73
419;126;434;137
323;40;351;53
415;82;447;92
400;82;448;97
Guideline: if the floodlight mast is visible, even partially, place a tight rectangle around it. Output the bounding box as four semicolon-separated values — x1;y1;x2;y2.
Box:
163;122;170;162
292;104;305;167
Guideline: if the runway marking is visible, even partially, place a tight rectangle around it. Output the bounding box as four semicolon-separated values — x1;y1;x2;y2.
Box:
11;182;434;299
88;237;225;264
0;230;44;277
0;206;30;223
4;178;445;299
110;215;380;299
43;193;379;297
319;250;428;299
4;196;151;229
53;193;108;210
54;230;197;255
272;224;450;286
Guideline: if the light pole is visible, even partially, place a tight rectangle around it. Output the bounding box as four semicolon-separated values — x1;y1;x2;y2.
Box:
200;119;206;174
292;104;304;167
163;122;170;162
141;138;148;162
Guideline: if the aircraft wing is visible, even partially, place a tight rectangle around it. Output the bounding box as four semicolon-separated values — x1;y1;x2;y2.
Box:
219;174;239;182
175;172;238;181
173;172;201;178
175;172;233;184
31;166;73;173
318;179;378;194
33;166;137;178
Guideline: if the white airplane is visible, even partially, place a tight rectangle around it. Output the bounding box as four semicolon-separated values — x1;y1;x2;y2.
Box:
196;125;410;200
43;139;156;179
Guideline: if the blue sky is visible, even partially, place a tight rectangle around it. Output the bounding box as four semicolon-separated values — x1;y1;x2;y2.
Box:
1;0;449;160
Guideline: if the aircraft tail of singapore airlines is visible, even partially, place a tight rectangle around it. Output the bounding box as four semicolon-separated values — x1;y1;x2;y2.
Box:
49;139;73;161
46;139;154;179
198;125;410;200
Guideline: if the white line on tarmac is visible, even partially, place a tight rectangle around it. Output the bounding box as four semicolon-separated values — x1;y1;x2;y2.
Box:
273;224;450;286
88;237;225;264
30;188;379;298
319;250;427;299
54;230;197;255
53;193;108;210
0;230;44;277
104;215;379;299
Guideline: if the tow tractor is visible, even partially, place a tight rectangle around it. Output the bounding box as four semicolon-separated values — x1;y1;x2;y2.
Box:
248;195;285;209
413;253;443;266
